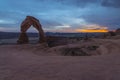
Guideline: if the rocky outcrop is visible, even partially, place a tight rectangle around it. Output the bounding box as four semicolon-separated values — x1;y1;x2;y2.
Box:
61;45;99;56
17;16;46;44
47;36;68;47
116;28;120;35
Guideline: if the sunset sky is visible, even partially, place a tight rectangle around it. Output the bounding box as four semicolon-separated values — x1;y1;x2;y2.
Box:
0;0;120;32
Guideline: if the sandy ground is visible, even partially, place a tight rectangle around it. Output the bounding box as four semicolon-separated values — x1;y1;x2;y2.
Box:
0;38;120;80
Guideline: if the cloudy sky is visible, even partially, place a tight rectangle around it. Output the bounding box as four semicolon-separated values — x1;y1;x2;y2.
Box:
0;0;120;32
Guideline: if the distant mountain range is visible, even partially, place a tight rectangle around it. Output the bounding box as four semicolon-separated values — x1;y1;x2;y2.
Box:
0;32;39;39
0;32;104;39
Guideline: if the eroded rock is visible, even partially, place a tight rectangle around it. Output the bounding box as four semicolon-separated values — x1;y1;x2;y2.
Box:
17;16;46;44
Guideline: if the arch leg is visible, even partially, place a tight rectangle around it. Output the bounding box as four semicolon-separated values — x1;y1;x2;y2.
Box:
38;31;46;43
33;22;46;43
17;32;29;44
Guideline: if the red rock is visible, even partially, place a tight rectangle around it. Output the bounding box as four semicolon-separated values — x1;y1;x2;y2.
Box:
17;16;46;44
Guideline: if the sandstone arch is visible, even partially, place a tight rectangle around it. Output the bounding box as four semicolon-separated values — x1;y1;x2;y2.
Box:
17;16;46;44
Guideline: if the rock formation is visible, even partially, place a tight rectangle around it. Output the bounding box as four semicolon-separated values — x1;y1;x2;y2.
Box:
116;28;120;35
17;16;46;44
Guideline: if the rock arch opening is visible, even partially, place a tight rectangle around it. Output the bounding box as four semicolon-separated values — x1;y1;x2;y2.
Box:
17;16;46;44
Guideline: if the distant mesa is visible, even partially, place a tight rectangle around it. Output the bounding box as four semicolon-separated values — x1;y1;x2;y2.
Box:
17;16;46;44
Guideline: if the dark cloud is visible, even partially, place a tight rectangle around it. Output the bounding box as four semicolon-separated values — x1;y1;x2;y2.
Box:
41;20;63;28
102;0;120;8
82;14;120;30
25;0;120;8
36;0;98;7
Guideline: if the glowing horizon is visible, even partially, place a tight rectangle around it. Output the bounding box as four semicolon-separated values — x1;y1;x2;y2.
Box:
76;29;109;33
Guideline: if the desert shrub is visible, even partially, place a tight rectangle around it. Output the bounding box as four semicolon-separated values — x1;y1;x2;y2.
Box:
116;28;120;35
61;48;91;56
47;36;68;47
61;45;99;56
87;46;99;51
108;31;116;36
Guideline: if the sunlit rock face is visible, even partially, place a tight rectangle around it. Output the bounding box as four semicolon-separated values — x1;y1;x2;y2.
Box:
17;16;46;44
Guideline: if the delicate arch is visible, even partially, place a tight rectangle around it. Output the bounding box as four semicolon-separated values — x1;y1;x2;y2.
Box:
17;16;46;44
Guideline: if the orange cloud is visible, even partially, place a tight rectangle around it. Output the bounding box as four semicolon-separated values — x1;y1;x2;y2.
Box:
76;29;109;33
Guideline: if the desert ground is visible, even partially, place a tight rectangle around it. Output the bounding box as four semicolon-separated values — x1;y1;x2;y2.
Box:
0;36;120;80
